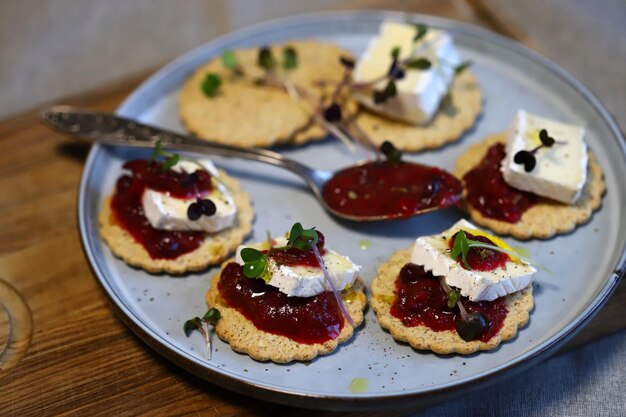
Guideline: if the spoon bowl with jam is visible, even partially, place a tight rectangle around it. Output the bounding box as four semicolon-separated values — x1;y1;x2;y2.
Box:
42;106;462;221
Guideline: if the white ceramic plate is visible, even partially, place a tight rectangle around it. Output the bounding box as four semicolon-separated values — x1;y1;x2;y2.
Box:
78;11;626;410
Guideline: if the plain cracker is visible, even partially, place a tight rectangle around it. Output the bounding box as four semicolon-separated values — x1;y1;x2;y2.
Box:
179;40;354;148
206;267;367;363
353;70;482;152
371;247;534;355
454;133;605;239
99;170;254;274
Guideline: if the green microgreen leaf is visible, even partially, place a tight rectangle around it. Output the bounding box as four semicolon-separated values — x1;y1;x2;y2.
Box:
201;73;222;97
391;46;401;60
451;230;472;270
414;23;428;41
405;57;432;70
258;47;276;69
202;307;221;324
287;222;304;245
287;222;318;250
282;46;298;70
162;153;180;171
240;247;268;279
221;50;238;70
150;139;181;172
447;289;461;309
183;317;202;336
454;60;472;75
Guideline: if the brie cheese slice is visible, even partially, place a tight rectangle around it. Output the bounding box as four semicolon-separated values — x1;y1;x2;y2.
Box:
142;159;236;233
354;20;461;125
502;110;588;204
410;219;536;301
235;237;360;297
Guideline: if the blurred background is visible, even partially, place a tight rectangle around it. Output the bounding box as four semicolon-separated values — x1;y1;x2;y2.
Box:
1;0;625;127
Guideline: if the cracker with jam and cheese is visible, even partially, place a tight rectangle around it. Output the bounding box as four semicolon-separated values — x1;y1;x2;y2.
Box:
205;223;367;363
352;21;482;152
454;110;605;239
371;219;534;354
99;143;253;274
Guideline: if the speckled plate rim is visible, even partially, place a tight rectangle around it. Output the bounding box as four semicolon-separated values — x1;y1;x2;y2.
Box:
77;11;626;411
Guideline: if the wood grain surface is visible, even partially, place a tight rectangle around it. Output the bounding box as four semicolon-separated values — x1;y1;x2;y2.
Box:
0;1;624;415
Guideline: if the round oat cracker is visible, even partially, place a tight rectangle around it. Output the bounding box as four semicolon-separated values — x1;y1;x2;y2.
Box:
454;133;605;240
99;170;253;274
206;268;367;363
353;70;482;152
371;247;534;355
179;40;354;148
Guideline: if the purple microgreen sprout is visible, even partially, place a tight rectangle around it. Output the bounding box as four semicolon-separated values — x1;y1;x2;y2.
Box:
513;128;565;172
438;277;488;342
257;46;276;70
184;307;221;360
339;56;355;69
380;140;402;164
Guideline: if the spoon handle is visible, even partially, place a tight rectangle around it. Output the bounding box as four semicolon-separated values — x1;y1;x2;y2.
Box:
41;105;323;190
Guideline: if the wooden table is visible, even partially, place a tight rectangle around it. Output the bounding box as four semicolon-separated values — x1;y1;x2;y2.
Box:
1;1;624;415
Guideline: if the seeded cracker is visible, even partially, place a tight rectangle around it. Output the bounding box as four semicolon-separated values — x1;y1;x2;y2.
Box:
206;270;367;363
179;40;355;147
454;133;605;239
99;170;253;274
353;70;482;152
371;247;534;354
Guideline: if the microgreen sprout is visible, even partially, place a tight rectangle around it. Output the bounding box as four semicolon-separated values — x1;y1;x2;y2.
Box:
414;23;428;41
282;46;298;70
184;307;221;359
150;139;181;172
450;230;533;270
514;128;563;172
258;46;276;70
366;24;471;107
323;102;342;123
201;73;222;97
380;140;403;164
221;50;238;70
286;222;319;250
438;277;489;341
339;56;355;69
447;289;461;309
240;247;270;282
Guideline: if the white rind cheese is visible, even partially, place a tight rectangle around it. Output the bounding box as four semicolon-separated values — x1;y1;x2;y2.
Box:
354;21;460;125
142;159;236;233
410;219;536;301
235;237;360;297
502;110;588;204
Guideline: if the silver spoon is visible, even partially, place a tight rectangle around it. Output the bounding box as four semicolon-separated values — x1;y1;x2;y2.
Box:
41;105;459;221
